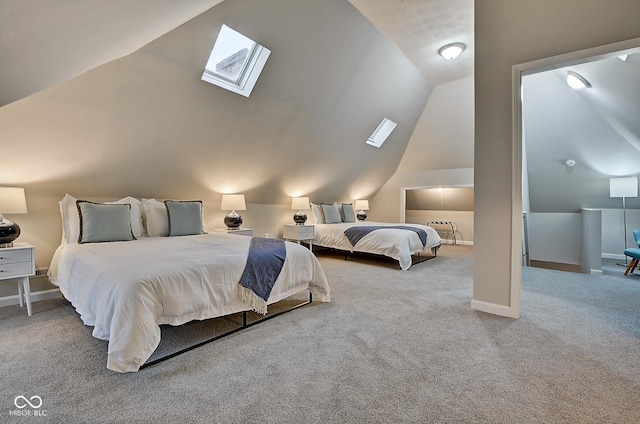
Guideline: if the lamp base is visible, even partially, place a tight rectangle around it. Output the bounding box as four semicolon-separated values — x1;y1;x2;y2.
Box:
357;211;367;221
0;218;20;247
293;210;307;225
224;211;243;229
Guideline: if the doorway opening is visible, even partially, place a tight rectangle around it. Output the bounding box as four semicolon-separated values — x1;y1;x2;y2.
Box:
513;37;640;313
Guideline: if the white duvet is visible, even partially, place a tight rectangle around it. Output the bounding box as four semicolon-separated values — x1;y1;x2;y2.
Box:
313;221;442;271
48;233;330;373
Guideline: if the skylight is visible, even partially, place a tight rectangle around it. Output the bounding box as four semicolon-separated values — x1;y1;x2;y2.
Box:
366;118;397;148
202;25;270;97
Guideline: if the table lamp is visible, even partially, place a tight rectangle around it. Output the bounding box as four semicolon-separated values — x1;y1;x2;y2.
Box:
221;194;246;229
0;187;28;248
354;199;369;221
291;197;309;224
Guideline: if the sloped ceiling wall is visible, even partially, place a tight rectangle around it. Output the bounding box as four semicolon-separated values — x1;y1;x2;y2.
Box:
0;0;224;107
0;0;431;206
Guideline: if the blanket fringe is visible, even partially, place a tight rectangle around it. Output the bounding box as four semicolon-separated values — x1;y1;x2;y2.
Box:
239;285;268;315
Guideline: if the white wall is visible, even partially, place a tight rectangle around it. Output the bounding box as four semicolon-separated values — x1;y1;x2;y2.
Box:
602;208;640;259
527;213;581;265
395;76;474;173
405;210;473;245
524;208;640;266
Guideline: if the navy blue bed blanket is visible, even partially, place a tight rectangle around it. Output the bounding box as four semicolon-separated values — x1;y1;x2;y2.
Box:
344;226;428;247
238;237;286;315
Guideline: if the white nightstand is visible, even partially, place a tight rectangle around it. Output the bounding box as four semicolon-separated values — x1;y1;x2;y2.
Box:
0;242;35;316
213;228;253;236
283;224;314;251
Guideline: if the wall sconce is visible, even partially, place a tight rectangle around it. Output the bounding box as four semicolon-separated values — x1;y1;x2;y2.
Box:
291;197;309;225
0;187;28;248
221;194;246;230
366;118;397;148
354;199;369;221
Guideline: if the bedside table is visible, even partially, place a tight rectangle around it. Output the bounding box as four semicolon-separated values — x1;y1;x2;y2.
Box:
283;224;314;251
0;242;35;316
213;228;253;236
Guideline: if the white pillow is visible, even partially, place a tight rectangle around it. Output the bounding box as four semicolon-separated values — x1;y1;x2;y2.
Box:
310;202;325;224
59;193;80;244
106;196;145;239
59;194;146;243
142;198;169;237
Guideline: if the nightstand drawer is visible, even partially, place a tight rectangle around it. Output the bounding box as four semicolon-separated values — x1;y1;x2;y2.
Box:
0;261;33;278
283;225;314;240
0;249;31;265
297;227;314;239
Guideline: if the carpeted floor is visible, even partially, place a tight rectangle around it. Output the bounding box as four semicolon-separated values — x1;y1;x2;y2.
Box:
1;245;638;423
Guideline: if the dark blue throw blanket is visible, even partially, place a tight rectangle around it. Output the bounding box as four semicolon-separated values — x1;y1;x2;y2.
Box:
238;237;287;314
344;226;428;247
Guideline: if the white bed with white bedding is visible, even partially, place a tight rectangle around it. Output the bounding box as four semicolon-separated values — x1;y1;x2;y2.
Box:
49;233;330;373
312;221;442;271
48;194;330;373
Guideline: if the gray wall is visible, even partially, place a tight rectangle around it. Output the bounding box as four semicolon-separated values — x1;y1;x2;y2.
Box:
475;0;640;316
0;0;431;269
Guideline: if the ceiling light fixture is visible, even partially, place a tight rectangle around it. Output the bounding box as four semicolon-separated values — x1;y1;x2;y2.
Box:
566;71;591;89
438;43;465;60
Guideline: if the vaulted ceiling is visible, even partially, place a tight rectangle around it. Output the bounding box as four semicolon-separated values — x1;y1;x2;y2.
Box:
2;0;639;214
0;0;473;107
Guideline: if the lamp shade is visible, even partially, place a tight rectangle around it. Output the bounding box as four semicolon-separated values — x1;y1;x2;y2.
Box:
291;197;310;210
220;194;246;211
610;177;638;198
0;187;27;214
354;200;369;211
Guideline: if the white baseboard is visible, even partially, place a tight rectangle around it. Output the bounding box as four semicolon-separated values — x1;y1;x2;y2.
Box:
0;288;62;309
470;299;515;318
602;253;625;260
442;239;474;246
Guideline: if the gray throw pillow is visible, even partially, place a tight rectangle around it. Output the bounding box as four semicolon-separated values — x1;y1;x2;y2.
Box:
342;203;356;222
77;201;135;243
321;203;342;224
165;200;204;236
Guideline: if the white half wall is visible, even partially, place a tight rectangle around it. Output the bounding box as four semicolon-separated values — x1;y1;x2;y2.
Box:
527;213;581;265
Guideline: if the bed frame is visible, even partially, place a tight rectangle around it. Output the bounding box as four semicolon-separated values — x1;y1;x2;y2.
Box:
140;292;313;369
313;244;440;269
